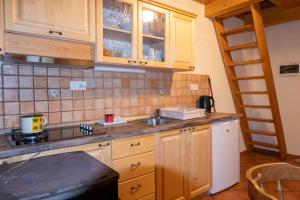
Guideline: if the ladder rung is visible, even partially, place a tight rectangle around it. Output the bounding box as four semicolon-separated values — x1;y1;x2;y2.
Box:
232;75;265;81
250;141;279;149
246;117;274;123
236;91;268;95
246;129;276;136
221;24;254;36
225;42;258;51
229;59;262;66
241;105;271;109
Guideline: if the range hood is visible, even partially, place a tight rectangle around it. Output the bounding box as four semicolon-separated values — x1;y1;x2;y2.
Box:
1;53;94;68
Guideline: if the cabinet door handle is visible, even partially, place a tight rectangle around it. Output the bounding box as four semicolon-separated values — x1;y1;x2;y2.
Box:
130;162;141;170
128;60;137;64
189;66;195;70
226;129;230;133
2;161;8;166
130;142;141;147
139;61;148;65
130;184;141;194
49;30;63;35
98;142;110;147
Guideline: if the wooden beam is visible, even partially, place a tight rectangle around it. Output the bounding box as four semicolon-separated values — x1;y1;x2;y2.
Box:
263;5;300;27
270;0;300;9
193;0;215;5
205;0;263;17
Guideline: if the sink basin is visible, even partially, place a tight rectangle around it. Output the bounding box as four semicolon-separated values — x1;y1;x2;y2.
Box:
131;117;179;126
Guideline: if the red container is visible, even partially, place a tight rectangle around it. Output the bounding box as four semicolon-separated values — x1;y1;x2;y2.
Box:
104;114;114;123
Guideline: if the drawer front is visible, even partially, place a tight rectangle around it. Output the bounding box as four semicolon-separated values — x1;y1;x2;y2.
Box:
138;193;155;200
112;135;154;159
119;172;155;200
113;151;155;182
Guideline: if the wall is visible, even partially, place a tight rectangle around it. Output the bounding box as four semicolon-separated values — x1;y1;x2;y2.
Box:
265;20;300;156
0;64;209;129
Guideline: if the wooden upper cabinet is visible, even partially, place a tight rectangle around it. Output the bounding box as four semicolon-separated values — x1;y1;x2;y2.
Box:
4;0;96;42
96;0;138;64
170;12;195;70
187;125;212;199
155;129;187;200
138;2;170;68
0;0;4;55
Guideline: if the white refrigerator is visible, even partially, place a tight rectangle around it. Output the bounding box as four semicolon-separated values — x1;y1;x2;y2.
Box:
209;120;240;194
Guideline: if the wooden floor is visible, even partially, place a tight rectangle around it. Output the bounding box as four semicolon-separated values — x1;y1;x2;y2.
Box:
205;151;300;200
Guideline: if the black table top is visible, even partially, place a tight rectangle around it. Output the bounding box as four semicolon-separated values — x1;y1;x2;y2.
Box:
0;151;119;200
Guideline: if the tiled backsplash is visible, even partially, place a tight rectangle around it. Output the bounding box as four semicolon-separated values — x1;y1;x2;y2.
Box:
0;64;209;129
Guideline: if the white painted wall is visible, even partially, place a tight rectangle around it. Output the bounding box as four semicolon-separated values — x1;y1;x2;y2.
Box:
155;0;246;152
266;20;300;156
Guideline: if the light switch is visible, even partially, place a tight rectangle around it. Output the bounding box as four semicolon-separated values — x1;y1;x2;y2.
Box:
70;81;87;90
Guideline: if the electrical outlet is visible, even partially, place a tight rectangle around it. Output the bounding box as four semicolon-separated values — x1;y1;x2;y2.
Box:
50;89;59;98
70;81;87;90
190;84;199;91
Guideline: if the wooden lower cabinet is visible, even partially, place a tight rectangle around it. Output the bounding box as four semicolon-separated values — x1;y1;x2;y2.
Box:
188;125;212;199
155;125;212;200
155;129;187;200
119;172;155;200
12;141;112;166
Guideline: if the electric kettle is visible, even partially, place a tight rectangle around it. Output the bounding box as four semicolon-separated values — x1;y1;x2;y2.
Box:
198;95;215;113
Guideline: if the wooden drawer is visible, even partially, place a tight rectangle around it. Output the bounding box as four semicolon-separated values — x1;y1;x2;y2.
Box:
119;172;155;200
112;135;154;159
113;151;155;182
138;193;155;200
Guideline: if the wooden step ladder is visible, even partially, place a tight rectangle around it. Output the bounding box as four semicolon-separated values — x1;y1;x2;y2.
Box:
214;4;287;160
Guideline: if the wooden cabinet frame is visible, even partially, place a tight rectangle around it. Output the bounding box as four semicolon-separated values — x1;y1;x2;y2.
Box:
137;2;170;68
4;0;96;42
155;125;212;200
170;12;195;70
0;0;4;55
96;0;138;65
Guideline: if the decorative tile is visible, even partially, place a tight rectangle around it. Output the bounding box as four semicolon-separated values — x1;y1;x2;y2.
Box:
19;76;33;88
3;65;18;75
48;68;60;76
34;66;47;76
84;110;95;121
35;89;48;101
49;100;61;112
20;89;34;101
4;102;20;115
5;115;19;128
20;102;34;114
34;77;48;88
19;65;33;75
4;89;19;101
61;100;73;111
62;111;73;123
35;101;48;113
3;76;18;88
73;110;84;121
48;77;60;88
49;112;61;124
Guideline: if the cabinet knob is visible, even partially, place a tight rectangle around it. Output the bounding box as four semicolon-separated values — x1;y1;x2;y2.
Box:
139;61;148;65
130;142;141;147
130;162;141;170
2;161;8;166
226;129;230;132
128;60;137;64
98;142;110;147
130;184;141;194
0;48;2;52
49;30;63;35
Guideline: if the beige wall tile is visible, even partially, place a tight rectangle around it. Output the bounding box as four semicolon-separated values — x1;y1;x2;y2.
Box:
61;100;73;111
49;100;61;112
3;76;18;88
4;89;19;101
62;111;73;123
35;101;48;113
19;76;33;88
73;100;84;110
3;65;18;75
35;89;48;101
73;110;84;122
34;77;48;88
49;112;61;124
5;115;19;128
20;102;34;114
4;102;19;115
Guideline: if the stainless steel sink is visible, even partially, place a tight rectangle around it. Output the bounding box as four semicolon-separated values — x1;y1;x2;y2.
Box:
131;117;179;126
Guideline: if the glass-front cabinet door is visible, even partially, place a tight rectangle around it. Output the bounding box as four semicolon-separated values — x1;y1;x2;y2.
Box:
138;2;169;68
96;0;137;64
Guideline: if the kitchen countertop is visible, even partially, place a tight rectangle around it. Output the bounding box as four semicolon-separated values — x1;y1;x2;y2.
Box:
0;113;240;159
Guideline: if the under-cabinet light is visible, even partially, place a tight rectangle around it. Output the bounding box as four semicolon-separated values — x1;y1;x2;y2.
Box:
94;66;146;73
